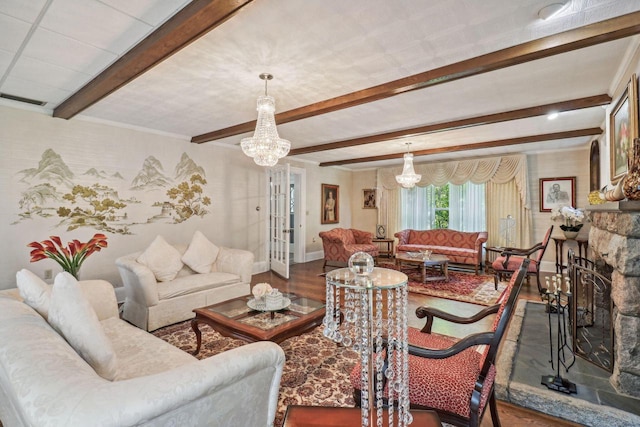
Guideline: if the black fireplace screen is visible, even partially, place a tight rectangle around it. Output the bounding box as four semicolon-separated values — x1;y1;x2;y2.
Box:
568;250;613;372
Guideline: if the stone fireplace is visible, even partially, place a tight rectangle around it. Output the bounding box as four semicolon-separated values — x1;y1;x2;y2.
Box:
587;202;640;398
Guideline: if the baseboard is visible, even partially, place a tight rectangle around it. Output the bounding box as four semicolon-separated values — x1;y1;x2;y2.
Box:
305;250;324;262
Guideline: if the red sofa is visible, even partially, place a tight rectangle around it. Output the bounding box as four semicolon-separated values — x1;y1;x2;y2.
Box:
395;229;488;274
319;228;379;268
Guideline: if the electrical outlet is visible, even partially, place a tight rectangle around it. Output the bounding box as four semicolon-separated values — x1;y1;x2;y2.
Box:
44;269;53;280
312;237;316;243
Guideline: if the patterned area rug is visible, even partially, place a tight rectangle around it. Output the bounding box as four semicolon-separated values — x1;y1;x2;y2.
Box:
378;262;507;306
152;322;358;427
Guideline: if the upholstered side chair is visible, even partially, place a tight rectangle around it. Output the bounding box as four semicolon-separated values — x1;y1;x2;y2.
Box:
351;258;530;427
318;228;379;269
491;225;553;295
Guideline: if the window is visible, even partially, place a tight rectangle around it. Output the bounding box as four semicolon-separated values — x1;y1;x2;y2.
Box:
400;182;486;231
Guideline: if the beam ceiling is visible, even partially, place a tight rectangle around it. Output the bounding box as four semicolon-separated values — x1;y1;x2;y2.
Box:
289;94;611;156
319;128;603;167
191;11;640;145
53;0;254;119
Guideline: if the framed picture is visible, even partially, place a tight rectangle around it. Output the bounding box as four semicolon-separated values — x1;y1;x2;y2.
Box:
321;184;339;224
539;177;576;212
363;188;377;209
609;73;638;183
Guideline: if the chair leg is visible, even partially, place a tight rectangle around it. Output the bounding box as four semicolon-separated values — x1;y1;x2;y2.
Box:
323;260;327;269
489;392;501;427
493;273;499;290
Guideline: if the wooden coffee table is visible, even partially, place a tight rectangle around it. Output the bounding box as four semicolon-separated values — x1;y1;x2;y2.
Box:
191;294;325;354
395;252;449;282
283;405;443;426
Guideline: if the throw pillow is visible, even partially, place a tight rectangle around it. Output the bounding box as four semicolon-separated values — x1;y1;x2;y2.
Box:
16;269;52;318
48;272;118;381
181;231;220;274
136;235;184;282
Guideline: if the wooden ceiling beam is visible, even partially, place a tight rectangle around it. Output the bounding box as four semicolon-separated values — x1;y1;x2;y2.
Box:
318;128;603;167
289;94;610;155
53;0;254;119
191;11;640;144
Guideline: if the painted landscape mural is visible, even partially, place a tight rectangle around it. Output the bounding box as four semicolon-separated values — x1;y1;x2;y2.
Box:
14;149;211;234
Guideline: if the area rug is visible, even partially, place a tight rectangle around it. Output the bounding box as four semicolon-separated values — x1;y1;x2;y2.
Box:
378;262;506;306
153;322;358;427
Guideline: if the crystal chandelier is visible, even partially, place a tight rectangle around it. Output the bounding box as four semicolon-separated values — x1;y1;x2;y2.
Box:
241;73;291;167
395;143;421;188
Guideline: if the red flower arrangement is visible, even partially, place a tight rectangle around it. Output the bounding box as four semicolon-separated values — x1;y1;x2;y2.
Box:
28;234;108;279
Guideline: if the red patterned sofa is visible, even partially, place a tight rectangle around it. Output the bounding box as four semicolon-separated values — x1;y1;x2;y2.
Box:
395;229;488;274
319;228;379;269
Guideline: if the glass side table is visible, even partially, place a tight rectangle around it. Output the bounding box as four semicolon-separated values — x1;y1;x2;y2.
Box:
324;254;411;427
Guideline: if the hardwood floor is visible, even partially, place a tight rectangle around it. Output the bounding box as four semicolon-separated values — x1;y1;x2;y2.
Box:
252;260;581;427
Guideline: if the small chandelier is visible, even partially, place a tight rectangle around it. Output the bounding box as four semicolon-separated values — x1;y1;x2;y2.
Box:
395;143;421;188
241;73;291;167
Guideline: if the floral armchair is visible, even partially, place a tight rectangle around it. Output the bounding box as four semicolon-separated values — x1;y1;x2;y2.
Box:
319;228;379;269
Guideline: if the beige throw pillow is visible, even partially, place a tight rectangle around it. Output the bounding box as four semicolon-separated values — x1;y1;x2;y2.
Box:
48;272;118;381
181;231;220;274
16;269;52;318
136;235;184;282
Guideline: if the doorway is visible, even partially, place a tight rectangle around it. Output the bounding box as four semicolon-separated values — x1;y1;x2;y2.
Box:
289;166;306;264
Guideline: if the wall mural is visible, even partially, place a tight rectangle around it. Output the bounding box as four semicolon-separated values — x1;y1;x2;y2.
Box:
13;149;211;234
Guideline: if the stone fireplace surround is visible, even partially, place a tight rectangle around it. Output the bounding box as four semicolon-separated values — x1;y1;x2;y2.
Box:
588;201;640;398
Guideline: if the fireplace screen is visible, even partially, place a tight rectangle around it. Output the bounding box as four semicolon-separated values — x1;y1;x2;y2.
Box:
568;250;613;372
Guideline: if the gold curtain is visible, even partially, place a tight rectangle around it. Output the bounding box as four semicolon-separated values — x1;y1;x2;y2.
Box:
376;154;532;245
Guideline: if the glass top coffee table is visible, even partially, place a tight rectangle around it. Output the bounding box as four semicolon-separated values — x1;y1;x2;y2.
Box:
191;294;325;354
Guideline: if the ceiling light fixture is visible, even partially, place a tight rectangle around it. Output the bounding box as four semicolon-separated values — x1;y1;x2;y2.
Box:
547;111;559;120
241;73;291;167
538;1;569;20
395;143;422;188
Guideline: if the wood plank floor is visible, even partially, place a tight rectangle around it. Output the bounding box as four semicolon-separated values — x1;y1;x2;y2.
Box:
252;259;581;427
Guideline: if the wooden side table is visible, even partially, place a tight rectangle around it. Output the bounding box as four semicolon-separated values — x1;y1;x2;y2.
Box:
552;235;588;273
372;238;394;258
283;405;443;427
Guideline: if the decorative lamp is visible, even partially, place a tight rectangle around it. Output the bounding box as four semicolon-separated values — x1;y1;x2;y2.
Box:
324;252;412;427
241;73;291;167
395;143;421;188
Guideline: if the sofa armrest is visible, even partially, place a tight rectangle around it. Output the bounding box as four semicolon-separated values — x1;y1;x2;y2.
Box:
352;229;374;244
78;280;119;321
394;229;411;245
115;256;160;308
318;231;342;243
215;247;255;283
475;232;488;256
70;341;285;427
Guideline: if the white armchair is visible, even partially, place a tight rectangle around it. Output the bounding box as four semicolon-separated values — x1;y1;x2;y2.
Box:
116;243;254;331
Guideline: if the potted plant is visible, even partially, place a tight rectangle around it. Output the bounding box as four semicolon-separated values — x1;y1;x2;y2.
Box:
550;206;585;239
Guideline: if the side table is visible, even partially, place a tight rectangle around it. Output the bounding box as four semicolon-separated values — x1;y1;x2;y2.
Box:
552;235;588;273
283;405;443;427
372;238;394;258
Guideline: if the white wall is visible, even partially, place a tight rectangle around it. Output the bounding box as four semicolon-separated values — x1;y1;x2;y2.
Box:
0;106;354;289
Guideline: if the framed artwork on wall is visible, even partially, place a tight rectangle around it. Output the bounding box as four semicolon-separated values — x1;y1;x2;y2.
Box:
539;176;576;212
363;188;377;209
609;73;638;184
321;184;339;224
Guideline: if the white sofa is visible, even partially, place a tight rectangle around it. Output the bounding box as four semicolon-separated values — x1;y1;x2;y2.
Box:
0;278;285;427
116;239;254;331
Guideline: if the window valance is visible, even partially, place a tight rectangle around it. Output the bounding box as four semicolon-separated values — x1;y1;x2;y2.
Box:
377;154;529;208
